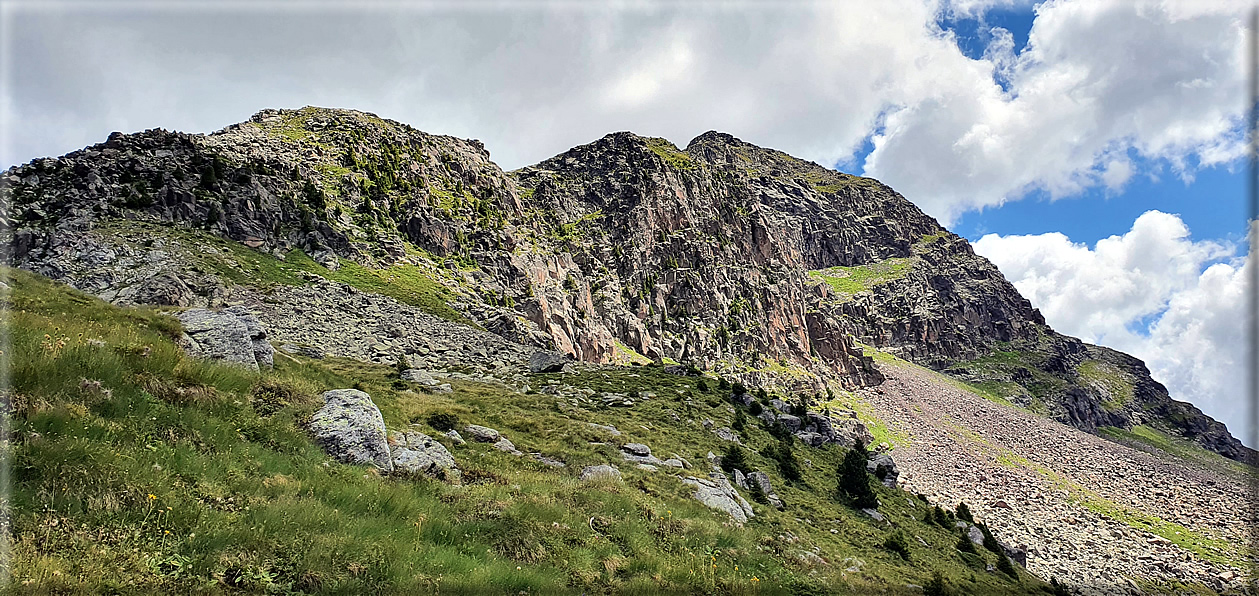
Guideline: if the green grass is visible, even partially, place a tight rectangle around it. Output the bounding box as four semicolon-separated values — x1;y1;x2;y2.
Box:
644;138;696;170
918;232;949;245
809;257;917;297
1076;360;1134;411
801;170;880;194
1098;425;1259;482
6;266;1058;595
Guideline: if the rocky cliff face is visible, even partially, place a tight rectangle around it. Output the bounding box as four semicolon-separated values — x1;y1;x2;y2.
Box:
2;106;1250;461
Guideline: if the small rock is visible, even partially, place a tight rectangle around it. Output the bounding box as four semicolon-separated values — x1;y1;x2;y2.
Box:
494;437;523;455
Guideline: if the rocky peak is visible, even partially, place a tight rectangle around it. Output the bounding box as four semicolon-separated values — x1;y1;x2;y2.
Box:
3;110;1253;462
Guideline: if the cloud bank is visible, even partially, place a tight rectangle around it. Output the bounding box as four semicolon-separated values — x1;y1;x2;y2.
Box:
4;1;1249;224
974;212;1253;444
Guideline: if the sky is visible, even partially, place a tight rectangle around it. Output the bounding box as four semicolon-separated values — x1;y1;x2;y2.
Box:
3;0;1254;446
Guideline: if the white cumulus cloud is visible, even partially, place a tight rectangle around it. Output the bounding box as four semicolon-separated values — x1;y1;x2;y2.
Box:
3;1;1249;226
974;212;1253;445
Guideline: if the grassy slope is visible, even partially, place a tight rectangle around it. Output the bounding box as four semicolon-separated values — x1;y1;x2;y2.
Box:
6;267;1054;595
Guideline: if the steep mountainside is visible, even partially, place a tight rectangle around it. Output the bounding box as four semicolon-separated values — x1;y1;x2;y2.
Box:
2;106;1249;462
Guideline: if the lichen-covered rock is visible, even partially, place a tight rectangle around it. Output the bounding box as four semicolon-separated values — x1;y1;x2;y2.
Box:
388;430;460;482
178;306;273;370
310;389;392;472
683;472;754;523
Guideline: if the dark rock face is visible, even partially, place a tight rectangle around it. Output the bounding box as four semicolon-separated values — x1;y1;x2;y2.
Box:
2;106;1250;462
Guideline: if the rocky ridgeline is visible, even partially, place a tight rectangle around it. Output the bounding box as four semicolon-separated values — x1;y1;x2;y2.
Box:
1;105;1250;461
862;362;1255;594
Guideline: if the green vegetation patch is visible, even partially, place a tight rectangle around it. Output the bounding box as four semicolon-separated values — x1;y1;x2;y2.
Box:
1099;425;1259;482
809;257;917;297
6;267;1053;594
1076;360;1134;411
644;137;697;170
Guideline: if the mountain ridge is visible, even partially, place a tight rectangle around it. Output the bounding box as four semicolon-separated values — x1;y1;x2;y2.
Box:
1;105;1249;463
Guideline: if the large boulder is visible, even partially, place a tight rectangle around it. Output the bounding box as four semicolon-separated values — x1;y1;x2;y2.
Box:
621;443;664;466
388;430;460;482
529;351;569;373
178;306;274;370
310;389;392;472
683;472;755;523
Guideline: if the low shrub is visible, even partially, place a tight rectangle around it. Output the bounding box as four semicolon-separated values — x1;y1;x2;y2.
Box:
427;412;460;432
883;530;910;561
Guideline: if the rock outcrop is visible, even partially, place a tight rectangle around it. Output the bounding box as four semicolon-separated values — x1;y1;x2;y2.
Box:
683;472;755;523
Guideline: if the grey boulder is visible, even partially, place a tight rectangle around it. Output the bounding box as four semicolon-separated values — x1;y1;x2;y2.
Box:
866;452;899;487
178;306;274;370
464;424;500;443
581;464;622;481
388;430;460;482
310;389;392;472
683;472;754;523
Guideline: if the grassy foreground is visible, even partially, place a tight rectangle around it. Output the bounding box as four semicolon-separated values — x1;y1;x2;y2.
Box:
5;267;1057;594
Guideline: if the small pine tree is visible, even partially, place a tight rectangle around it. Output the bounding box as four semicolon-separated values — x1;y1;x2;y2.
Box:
697;379;708;392
838;439;878;509
394;352;410;377
1050;578;1070;596
746;475;769;505
978;523;1002;555
749;400;764;416
718;377;730;391
732;408;747;433
996;553;1018;579
923;571;948;596
755;387;768;401
932;505;952;528
956;502;974;523
732;381;747;395
956;533;977;554
720;445;747;474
